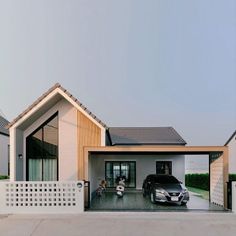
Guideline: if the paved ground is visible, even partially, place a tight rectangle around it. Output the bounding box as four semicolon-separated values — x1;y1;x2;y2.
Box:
90;190;225;211
0;212;235;236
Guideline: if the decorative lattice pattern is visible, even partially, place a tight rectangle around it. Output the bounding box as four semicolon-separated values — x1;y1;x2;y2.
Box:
0;181;84;214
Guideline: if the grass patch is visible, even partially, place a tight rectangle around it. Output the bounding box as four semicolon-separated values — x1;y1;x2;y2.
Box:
187;186;209;200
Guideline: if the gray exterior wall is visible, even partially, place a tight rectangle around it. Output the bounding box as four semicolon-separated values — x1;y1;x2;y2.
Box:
0;134;9;176
15;129;23;180
89;153;185;194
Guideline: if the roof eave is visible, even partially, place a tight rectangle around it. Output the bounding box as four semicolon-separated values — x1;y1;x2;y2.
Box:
7;83;108;130
0;131;9;137
225;130;236;146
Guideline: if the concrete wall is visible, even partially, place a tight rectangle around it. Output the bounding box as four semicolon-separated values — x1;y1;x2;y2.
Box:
0;134;9;176
23;99;78;181
228;135;236;174
89;153;185;194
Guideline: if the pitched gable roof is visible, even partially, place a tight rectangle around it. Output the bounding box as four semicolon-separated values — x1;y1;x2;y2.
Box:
109;127;187;145
0;115;9;136
225;130;236;146
7;83;107;129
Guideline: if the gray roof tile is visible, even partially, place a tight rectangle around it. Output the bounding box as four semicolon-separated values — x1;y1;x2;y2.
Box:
109;127;187;145
0;116;9;136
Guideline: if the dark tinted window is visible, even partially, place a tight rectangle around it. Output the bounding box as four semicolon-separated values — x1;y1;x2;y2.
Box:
156;161;172;175
26;113;58;181
153;175;179;184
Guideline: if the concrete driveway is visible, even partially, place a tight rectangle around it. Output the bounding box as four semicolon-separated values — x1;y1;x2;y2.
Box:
90;190;225;211
0;212;235;236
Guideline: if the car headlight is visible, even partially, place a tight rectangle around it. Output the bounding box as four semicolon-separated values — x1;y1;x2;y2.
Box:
182;188;188;194
155;189;166;195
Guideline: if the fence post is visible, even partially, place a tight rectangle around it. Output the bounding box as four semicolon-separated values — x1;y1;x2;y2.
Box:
232;181;236;213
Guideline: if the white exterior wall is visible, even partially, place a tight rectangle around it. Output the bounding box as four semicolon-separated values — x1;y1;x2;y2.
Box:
232;181;236;213
228;135;236;174
23;99;78;181
89;153;185;194
0;134;9;176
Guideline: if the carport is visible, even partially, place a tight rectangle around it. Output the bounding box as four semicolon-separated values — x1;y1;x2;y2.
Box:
83;146;228;210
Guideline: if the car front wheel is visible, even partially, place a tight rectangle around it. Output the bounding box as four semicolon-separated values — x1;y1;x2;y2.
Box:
150;192;156;204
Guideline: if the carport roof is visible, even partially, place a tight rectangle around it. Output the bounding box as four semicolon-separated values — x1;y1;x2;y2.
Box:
0;115;9;136
108;127;187;145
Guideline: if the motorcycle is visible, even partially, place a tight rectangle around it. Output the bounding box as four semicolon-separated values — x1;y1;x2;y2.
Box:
116;177;125;197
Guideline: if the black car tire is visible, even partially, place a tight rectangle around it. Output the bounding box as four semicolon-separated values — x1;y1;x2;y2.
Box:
142;188;146;197
181;201;187;206
150;192;156;204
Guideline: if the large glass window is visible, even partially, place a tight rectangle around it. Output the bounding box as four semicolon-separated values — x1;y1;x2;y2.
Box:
26;113;58;181
105;161;136;188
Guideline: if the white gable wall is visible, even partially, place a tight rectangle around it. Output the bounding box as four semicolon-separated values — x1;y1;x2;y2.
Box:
11;99;78;181
0;134;9;176
228;135;236;174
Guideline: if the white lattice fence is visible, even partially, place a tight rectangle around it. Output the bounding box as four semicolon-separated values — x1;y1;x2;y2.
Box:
0;181;84;214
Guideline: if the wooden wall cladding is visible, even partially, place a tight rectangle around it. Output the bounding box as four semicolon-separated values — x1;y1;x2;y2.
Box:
77;111;101;179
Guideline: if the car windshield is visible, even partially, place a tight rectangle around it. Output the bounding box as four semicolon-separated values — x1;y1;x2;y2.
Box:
153;175;179;184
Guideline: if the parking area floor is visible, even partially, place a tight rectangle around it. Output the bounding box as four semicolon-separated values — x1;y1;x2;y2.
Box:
90;190;225;211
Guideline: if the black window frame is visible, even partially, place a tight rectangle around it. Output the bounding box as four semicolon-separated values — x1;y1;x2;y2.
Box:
105;161;136;188
26;112;59;181
156;161;172;175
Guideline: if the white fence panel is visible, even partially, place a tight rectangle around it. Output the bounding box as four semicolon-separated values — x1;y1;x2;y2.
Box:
232;181;236;213
0;181;84;214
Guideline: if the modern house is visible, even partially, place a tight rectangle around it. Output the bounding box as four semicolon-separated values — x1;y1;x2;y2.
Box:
6;83;229;209
7;84;186;187
0;115;10;176
225;130;236;174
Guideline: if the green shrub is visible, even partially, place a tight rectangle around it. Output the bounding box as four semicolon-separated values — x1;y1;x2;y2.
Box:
185;174;236;191
229;174;236;181
0;175;9;180
185;173;209;191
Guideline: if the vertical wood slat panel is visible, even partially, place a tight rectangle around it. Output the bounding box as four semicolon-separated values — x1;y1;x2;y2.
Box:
77;111;101;179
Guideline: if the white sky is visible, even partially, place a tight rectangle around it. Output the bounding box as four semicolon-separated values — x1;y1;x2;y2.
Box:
0;0;235;150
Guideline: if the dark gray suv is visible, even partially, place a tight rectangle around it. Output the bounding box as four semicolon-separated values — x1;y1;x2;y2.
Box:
142;174;189;205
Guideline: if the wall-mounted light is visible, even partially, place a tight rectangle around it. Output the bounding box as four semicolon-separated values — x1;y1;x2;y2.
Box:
18;154;23;159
